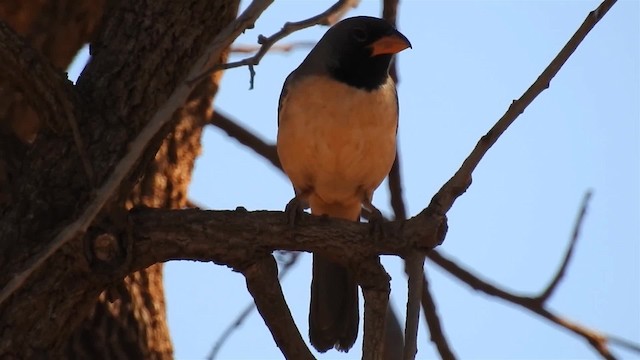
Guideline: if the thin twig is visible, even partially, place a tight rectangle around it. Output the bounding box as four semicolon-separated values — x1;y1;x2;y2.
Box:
427;250;617;360
208;111;280;169
189;0;360;88
537;190;593;302
0;0;275;307
230;41;314;54
388;153;407;222
607;334;640;354
424;0;617;220
207;252;301;360
421;270;456;360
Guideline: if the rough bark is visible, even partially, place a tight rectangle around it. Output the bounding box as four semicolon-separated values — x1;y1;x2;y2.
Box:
0;0;240;357
65;72;230;358
0;0;105;203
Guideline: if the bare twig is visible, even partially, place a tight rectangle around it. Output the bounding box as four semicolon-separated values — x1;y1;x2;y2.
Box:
0;0;275;307
537;190;592;302
209;110;281;169
427;250;617;360
388;154;408;221
230;41;315;54
207;252;301;360
423;0;617;220
607;335;640;354
189;0;360;88
241;255;314;360
421;270;456;360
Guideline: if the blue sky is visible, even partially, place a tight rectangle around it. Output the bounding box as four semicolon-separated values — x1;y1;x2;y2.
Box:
68;1;639;359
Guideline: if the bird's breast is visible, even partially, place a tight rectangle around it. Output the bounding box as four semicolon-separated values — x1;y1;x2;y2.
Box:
277;75;398;203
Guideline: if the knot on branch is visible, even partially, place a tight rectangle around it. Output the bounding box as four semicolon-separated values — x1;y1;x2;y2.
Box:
93;233;119;262
83;217;132;275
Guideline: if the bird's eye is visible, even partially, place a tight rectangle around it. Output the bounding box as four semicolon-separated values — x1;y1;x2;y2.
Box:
352;28;367;42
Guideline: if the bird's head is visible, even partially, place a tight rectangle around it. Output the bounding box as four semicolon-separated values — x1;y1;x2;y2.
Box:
301;16;411;90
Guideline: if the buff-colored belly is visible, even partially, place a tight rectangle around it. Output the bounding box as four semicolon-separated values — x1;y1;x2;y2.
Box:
277;75;397;206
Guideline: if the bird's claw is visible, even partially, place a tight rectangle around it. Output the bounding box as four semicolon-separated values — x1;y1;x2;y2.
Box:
284;196;305;227
367;206;385;240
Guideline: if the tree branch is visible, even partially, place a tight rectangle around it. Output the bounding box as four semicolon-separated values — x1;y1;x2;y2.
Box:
536;190;592;302
207;251;301;359
129;207;443;271
357;258;391;360
427;250;617;359
189;0;360;88
423;0;617;220
209;110;281;169
421;270;456;360
380;2;428;357
240;255;314;360
382;0;400;83
230;41;315;54
402;253;423;360
0;0;274;307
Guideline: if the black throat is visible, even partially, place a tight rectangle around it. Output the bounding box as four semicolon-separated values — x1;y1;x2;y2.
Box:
329;54;393;91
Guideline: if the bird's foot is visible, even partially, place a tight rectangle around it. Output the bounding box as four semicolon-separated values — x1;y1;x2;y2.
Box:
366;205;386;240
284;196;305;227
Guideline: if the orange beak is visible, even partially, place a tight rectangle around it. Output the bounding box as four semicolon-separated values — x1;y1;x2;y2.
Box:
369;31;412;56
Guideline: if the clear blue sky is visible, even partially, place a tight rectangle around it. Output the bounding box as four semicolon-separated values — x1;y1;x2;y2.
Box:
68;1;639;359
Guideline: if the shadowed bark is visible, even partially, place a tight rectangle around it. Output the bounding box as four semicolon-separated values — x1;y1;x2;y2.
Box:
0;0;240;357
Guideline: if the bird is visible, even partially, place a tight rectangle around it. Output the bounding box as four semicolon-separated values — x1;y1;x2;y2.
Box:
276;16;411;353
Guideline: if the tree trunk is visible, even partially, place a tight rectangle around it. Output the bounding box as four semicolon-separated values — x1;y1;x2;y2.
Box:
0;0;239;357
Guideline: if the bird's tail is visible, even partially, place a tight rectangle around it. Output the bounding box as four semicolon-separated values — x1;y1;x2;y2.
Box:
308;198;360;353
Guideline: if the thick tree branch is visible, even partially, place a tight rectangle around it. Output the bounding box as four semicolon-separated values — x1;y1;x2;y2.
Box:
190;0;360;88
129;207;443;271
207;251;301;359
357;258;392;360
241;255;314;360
0;0;273;307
